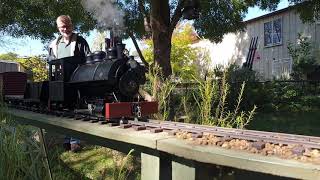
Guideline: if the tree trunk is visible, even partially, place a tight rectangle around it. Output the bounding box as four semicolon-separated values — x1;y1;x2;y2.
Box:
153;31;172;77
128;31;149;69
151;0;172;78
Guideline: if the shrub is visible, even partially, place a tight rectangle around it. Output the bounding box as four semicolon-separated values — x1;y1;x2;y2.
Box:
288;33;318;80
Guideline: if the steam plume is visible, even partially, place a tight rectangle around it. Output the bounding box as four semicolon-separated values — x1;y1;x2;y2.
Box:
81;0;124;33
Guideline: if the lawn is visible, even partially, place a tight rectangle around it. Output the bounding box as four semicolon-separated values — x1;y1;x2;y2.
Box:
248;111;320;136
59;146;139;180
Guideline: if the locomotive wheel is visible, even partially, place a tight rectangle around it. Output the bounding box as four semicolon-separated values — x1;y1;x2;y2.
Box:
118;71;139;97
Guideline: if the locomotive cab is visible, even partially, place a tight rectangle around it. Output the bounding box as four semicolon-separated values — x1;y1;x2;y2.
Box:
48;56;85;82
48;56;85;107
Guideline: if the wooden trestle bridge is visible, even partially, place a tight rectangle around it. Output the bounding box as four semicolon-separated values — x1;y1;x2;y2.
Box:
7;108;320;180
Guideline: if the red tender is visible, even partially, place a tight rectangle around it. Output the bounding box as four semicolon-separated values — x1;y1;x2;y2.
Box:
105;101;158;119
0;72;27;98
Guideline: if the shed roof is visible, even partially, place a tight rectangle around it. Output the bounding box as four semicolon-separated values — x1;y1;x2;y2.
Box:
0;60;19;64
244;4;297;24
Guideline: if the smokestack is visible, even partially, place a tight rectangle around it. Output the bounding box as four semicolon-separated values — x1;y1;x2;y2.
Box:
110;30;114;47
106;29;123;48
105;29;125;59
105;38;110;51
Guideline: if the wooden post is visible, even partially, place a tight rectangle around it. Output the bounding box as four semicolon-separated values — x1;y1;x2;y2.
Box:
38;128;53;180
172;160;195;180
141;152;172;180
141;152;160;180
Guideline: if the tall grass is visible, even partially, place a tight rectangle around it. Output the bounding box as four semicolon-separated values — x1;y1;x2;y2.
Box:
193;70;257;128
180;96;193;123
112;149;135;180
0;103;79;180
0;103;49;180
193;72;217;125
146;64;176;120
143;64;257;128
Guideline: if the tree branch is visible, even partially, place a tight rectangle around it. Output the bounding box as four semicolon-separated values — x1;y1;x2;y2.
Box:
169;0;186;35
138;0;151;32
128;31;149;69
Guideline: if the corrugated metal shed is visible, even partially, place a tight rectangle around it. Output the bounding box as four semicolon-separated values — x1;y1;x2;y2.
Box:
0;60;24;73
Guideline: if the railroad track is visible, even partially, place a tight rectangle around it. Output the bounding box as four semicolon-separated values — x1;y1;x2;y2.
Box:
8;104;320;164
127;120;320;149
125;120;320;164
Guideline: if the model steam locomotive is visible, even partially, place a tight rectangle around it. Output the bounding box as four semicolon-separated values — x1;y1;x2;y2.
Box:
0;38;158;121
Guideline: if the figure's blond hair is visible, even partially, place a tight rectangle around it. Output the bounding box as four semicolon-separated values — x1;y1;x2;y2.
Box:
56;15;72;26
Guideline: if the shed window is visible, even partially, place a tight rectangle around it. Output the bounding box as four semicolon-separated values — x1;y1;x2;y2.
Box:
264;18;282;46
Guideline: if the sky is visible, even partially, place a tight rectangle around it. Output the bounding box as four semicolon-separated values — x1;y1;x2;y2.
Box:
0;0;290;57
